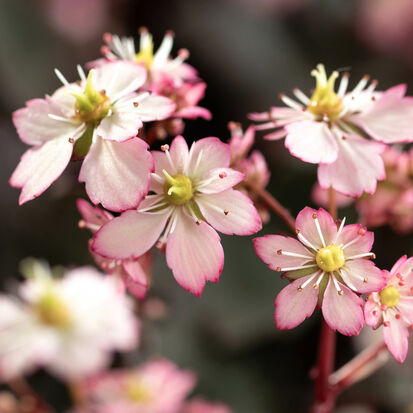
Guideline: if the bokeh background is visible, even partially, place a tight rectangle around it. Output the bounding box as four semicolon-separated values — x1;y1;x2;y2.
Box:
1;0;413;412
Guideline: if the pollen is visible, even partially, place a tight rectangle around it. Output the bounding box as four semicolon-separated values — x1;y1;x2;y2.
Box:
34;291;71;328
307;64;344;120
379;285;401;308
315;244;345;272
163;171;193;205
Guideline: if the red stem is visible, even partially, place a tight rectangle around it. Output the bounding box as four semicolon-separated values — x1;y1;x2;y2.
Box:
244;180;296;234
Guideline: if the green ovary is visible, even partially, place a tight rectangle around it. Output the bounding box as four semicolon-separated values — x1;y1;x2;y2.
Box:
307;64;343;120
163;170;193;205
316;244;345;273
379;285;400;308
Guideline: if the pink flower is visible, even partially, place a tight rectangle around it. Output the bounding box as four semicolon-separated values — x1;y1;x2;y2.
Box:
0;260;138;380
250;64;413;197
254;207;385;335
80;359;196;413
92;135;262;296
228;123;271;223
182;399;232;413
364;256;413;362
93;29;198;87
356;147;413;234
77;199;151;299
311;183;353;209
10;61;175;210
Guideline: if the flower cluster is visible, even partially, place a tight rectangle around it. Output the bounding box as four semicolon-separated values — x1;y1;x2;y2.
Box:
250;64;413;197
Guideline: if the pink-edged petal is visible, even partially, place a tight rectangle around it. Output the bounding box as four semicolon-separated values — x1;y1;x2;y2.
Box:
322;278;364;336
184;82;207;105
285;120;339;164
364;297;381;327
176;106;212;120
340;259;385;294
337;224;374;256
390;255;407;275
391;256;413;278
13;98;79;145
79;137;153;212
93;61;147;101
197;168;245;194
264;129;288;141
166;210;224;296
274;274;319;330
397;298;413;324
10;138;73;205
93;209;170;259
76;199;112;230
383;314;409;363
170;135;189;173
253;235;315;270
295;207;337;249
135;95;176;121
96;110;143;143
122;259;148;287
350;85;413;144
124;276;148;299
187;138;231;178
197;189;262;236
318;135;386;197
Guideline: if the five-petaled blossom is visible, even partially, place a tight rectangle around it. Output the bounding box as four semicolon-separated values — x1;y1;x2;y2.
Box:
77;199;152;299
93;135;262;296
0;260;138;380
93;28;197;88
10;61;175;210
364;255;413;362
250;64;413;197
254;207;385;335
78;359;196;413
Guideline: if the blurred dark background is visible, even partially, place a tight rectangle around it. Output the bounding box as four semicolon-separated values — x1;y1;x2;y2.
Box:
1;0;413;412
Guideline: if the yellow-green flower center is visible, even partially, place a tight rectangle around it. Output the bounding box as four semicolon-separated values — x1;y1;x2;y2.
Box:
163;170;193;205
308;64;343;120
316;244;345;272
379;285;400;308
134;35;154;69
72;70;111;124
125;378;151;404
34;291;71;328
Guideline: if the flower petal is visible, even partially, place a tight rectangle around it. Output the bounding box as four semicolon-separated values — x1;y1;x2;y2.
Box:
340;259;385;294
337;224;374;256
285;120;339;164
364;296;381;327
187;138;231;179
350;85;413;144
76;199;112;231
176;106;212;120
93;209;170;259
274;275;319;330
166;210;224;296
93;61;147;101
79;137;153;212
10;138;73;205
13;98;79;146
170;135;189;173
317;134;386;197
322;277;364;336
197;189;262;235
253;235;315;270
295;207;337;249
383;314;409;363
135;95;176;121
197;168;245;194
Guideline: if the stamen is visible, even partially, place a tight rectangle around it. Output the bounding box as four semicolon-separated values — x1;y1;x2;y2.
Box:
76;64;87;83
54;68;70;87
47;114;78;124
276;250;314;260
337;269;357;291
342;235;362;251
351;75;370;95
300;273;318;289
276;263;318;272
334;217;346;243
297;232;318;251
279;93;304;111
312;214;326;247
313;272;325;289
346;252;375;260
292;88;310;105
332;275;343;295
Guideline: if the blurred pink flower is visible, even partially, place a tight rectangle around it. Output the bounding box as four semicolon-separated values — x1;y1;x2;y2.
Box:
254;207;385;335
311;183;353;209
364;256;413;362
93;135;262;296
10;61;175;210
228;123;271;223
250;64;413;197
182;399;232;413
80;359;196;413
0;261;138;380
356;147;413;234
357;0;413;68
77;199;151;299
